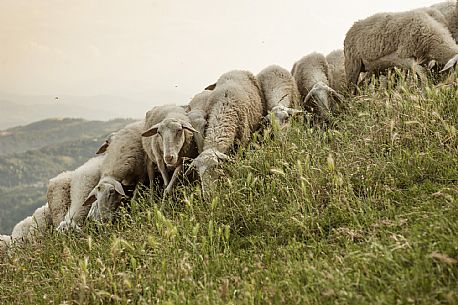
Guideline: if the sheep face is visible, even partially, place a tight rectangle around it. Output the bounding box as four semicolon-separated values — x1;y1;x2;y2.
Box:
304;82;331;116
189;149;229;191
269;105;303;126
303;81;343;118
142;118;197;167
84;177;125;222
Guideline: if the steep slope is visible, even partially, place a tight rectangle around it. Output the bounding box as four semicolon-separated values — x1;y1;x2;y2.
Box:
0;75;457;304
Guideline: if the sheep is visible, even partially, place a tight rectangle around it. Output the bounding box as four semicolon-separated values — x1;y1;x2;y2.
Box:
11;216;33;242
185;90;214;153
29;203;53;234
142;105;199;195
292;52;343;119
256;65;302;125
326;50;347;92
431;1;458;42
56;155;105;231
47;171;73;227
190;70;264;188
0;235;11;257
10;203;53;244
344;10;458;91
84;121;147;222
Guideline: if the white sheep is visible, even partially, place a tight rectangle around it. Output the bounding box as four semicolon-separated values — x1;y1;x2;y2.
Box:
29;203;53;235
84;121;147;222
256;65;302;125
141;105;199;195
56;155;105;231
292;52;343;118
11;216;33;242
190;70;264;187
344;10;458;90
0;235;11;257
185;90;214;153
10;203;52;244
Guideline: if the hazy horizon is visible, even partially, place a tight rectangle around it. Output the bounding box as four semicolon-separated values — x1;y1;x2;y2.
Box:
0;0;446;128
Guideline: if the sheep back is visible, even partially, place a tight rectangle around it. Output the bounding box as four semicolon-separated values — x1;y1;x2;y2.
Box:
47;171;72;226
102;120;146;186
257;65;301;111
326;50;347;92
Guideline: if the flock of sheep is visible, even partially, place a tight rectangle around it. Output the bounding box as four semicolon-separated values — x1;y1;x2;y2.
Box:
1;1;457;257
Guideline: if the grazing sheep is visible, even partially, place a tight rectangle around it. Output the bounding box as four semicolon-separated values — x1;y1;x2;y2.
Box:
292;53;343;118
186;90;214;153
190;70;264;188
47;171;72;226
344;10;458;90
257;65;302;125
29;203;53;235
11;216;33;242
84;121;147;222
0;235;11;257
326;50;347;92
56;155;105;231
142;105;199;195
431;1;458;42
10;203;52;244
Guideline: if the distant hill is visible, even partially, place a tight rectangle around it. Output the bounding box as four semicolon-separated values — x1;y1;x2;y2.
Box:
0;118;136;234
0;118;136;156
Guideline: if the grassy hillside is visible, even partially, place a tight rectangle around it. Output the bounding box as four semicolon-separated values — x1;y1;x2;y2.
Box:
0;118;135;234
0;74;457;304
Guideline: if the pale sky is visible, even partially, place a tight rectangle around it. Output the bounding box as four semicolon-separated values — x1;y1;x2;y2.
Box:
0;0;446;121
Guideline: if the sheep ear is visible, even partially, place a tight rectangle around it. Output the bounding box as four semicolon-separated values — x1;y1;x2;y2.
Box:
83;189;98;206
112;180;126;196
95;141;109;155
286;108;303;116
440;55;458;72
182;121;198;133
303;88;315;104
215;151;230;161
142;124;160;137
205;83;216;91
326;86;344;104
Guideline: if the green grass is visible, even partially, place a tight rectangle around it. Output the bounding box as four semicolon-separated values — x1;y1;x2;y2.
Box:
0;73;457;304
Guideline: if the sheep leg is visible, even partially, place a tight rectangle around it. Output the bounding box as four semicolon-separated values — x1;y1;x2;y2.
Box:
156;159;169;187
367;54;428;84
146;158;155;187
345;57;363;94
163;164;183;196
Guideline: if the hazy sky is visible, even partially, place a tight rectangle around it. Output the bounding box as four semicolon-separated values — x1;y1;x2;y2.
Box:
0;0;445;113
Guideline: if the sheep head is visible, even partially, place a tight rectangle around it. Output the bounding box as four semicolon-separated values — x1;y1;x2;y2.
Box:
84;176;126;222
187;149;229;195
142;118;197;167
268;105;303;126
303;81;343;118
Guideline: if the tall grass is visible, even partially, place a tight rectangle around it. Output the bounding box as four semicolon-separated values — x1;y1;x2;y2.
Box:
1;73;457;304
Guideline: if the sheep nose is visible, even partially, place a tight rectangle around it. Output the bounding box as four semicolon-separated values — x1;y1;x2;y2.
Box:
164;155;174;164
